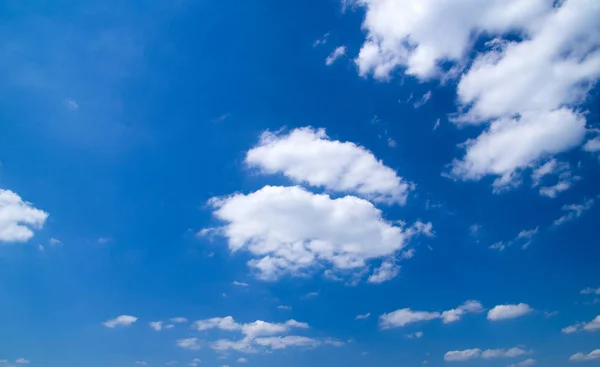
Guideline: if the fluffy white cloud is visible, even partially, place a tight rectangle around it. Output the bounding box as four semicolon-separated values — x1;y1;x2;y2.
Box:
193;316;309;341
444;349;482;362
584;137;600;152
449;108;586;189
554;197;598;226
481;348;527;359
149;321;163;331
245;128;411;205
367;260;400;283
487;304;533;321
326;46;347;66
193;316;242;332
570;349;600;362
204;185;430;281
0;189;48;243
103;315;138;328
440;300;484;324
177;338;201;350
354;0;552;80
379;308;440;329
562;315;600;334
508;358;537;367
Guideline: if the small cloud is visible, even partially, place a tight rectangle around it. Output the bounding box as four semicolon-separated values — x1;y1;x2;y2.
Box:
212;113;231;124
16;359;30;364
544;310;559;318
97;237;111;244
303;292;319;299
189;358;201;366
149;321;163;331
433;118;441;130
406;331;423;339
232;281;249;287
135;362;148;366
413;91;432;109
65;99;79;110
325;46;347;66
170;317;188;323
38;244;45;252
581;287;600;295
103;315;138;328
313;32;330;47
355;312;371;320
570;349;600;362
166;361;178;366
178;338;201;351
164;324;175;329
237;358;248;363
387;138;397;148
278;305;292;310
49;237;61;246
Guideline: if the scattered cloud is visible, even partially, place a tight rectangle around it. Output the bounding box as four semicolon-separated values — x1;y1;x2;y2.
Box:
367;260;400;284
544;311;559;318
379;308;441;329
355;312;371;320
481;348;528;359
444;349;482;362
490;228;539;251
245;127;412;204
406;331;423;339
103;315;138;328
487;304;533;321
508;358;537;367
313;32;330;47
277;305;292;310
440;300;484;324
413;91;432;109
232;281;249;287
149;321;163;331
205;185;430;281
581;287;600;295
189;358;201;366
433;118;440;131
236;358;248;363
554;197;598;226
170;317;188;323
254;336;319;350
303;292;319;299
0;189;49;243
570;349;600;362
15;359;29;365
445;347;529;362
177;338;201;351
562;315;600;334
326;46;347;66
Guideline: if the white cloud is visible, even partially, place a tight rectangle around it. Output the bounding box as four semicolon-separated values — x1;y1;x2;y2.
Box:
193;316;308;339
177;338;201;351
530;159;577;198
406;331;423;339
481;348;527;359
15;359;29;365
562;315;600;334
205;185;429;281
170;317;188;323
581;287;600;295
444;349;482;362
326;46;347;66
135;362;147;366
49;237;61;246
487;304;533;321
189;358;201;367
0;189;48;243
278;305;292;310
303;292;319;299
440;300;484;324
354;0;553;80
570;349;600;362
253;336;319;350
149;321;163;331
103;315;138;328
245;128;412;205
65;99;79;110
232;281;249;287
449;108;586;190
313;32;330;47
413;91;432;109
584;137;600;152
193;317;242;332
379;308;440;329
355;312;371;320
508;358;537;367
236;358;248;363
554;197;598;226
367;260;400;284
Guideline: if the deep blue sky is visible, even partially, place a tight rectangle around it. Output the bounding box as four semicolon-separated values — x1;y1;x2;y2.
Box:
1;1;599;366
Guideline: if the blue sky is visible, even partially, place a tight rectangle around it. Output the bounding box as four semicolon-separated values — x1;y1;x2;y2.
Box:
1;0;600;366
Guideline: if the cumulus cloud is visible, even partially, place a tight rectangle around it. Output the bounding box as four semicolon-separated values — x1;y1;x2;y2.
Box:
103;315;138;328
367;260;400;283
379;309;440;329
381;300;484;328
487;304;533;321
149;321;163;331
326;46;347;66
554;197;598;226
562;315;600;334
584;137;600;152
254;336;319;350
0;189;48;243
570;349;600;362
444;349;482;362
481;348;528;359
245;128;411;205
440;300;484;324
177;338;201;351
581;287;600;295
204;185;430;281
352;0;600;190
